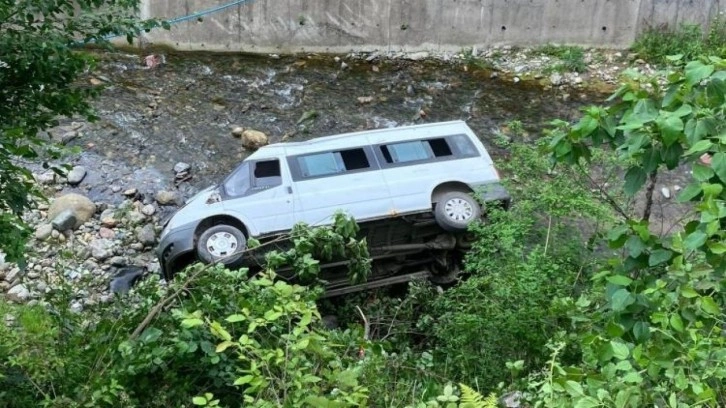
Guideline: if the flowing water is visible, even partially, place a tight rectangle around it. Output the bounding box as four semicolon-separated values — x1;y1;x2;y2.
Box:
60;51;606;202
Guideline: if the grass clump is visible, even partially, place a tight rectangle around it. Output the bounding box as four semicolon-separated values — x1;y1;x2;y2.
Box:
535;44;588;73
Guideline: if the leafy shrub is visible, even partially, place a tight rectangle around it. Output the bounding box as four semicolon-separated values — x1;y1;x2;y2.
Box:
632;15;726;63
533;56;726;406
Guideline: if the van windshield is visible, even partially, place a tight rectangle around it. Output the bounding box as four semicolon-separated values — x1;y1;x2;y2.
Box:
223;162;251;197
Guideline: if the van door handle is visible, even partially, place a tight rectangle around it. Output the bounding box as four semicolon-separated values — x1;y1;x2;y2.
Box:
287;186;293;194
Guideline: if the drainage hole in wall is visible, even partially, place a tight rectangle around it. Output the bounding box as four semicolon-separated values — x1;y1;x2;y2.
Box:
602;26;607;31
501;25;506;31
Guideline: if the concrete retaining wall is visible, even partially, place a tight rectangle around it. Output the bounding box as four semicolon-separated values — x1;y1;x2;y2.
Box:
139;0;726;52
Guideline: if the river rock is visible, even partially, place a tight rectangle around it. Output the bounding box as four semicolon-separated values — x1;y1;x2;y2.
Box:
123;188;138;197
141;204;156;216
241;129;269;149
231;126;245;137
100;209;118;227
35;224;54;241
549;73;563;86
90;238;114;261
36;171;57;185
137;224;156;247
155;190;179;206
7;284;30;303
48;193;96;229
66;166;87;185
127;210;147;225
406;51;429;61
51;209;78;232
99;227;115;239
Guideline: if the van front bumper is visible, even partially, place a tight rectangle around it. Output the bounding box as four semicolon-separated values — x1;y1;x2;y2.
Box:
156;223;197;280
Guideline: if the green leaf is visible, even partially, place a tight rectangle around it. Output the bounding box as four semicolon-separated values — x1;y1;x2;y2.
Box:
633;321;650;341
711;152;726;183
574;397;601;408
226;314;246;323
641;147;661;173
192;396;207;405
684;60;715;86
683;231;707;251
623;167;647;196
632;99;658;123
676;182;702;202
564;380;584;397
692;163;715;181
610;341;629;360
701;296;720;315
684;139;713;155
181;318;205;329
625;235;646;258
607;275;633;286
611;288;635;312
670;313;684;332
648;249;672;266
662;143;683;170
233;375;254;386
708;241;726;254
657;114;684;146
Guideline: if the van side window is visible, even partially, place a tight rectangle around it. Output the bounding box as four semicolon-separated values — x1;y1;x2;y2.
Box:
382;141;432;163
450;134;478;156
428;138;453;157
252;159;281;189
340;148;370;170
298;152;345;177
297;148;371;178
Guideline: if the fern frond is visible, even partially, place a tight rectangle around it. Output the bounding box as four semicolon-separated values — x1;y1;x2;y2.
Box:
458;383;498;408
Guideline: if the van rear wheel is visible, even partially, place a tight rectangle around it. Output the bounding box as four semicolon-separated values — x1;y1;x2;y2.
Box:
434;192;481;232
196;224;247;266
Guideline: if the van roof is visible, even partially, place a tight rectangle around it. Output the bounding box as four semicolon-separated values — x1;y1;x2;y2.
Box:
251;120;472;159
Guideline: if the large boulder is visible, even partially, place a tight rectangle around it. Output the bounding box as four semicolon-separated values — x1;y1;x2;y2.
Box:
7;284;30;303
47;193;96;229
241;129;269;150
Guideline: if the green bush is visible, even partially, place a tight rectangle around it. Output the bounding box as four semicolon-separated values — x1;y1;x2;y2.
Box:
632;16;726;63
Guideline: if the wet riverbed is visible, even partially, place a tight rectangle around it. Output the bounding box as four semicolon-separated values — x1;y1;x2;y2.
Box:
57;51;606;202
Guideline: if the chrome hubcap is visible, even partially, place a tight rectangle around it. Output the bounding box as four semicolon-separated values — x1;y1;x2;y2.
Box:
206;232;239;258
444;198;474;222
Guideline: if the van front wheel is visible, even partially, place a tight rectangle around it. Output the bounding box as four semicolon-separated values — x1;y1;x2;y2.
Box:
196;224;247;266
434;192;481;232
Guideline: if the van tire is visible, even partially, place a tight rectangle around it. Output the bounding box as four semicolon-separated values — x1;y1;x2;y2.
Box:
196;224;247;266
434;192;481;232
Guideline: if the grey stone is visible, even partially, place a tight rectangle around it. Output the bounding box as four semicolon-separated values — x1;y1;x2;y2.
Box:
51;209;78;232
5;267;20;283
36;171;57;185
123;188;138;197
173;162;191;174
155;190;179;206
7;284;30;303
100;208;118;228
35;223;54;241
89;239;114;261
70;301;83;314
47;193;96;229
109;256;126;267
141;204;156;216
406;51;429;61
66;166;87;185
549;73;563;86
661;187;671;199
136;224;156;247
